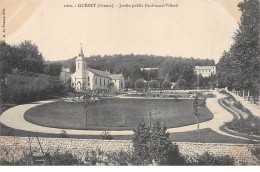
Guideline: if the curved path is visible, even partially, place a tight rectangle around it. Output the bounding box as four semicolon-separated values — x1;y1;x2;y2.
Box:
0;91;252;140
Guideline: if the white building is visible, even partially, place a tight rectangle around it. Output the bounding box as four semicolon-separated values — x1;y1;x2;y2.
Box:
194;66;216;78
70;47;125;91
109;74;125;91
140;67;158;71
59;66;71;84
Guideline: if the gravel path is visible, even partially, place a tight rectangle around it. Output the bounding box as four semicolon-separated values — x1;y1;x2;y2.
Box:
0;91;252;140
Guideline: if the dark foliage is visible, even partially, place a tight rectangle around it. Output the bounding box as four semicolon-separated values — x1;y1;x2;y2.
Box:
226;116;260;135
132;121;185;165
101;131;113;140
1;84;66;104
59;130;69;138
51;151;83;165
217;0;259;98
191;152;235;165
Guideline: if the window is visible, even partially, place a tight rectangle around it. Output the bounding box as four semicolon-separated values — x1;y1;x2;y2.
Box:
100;78;101;86
104;79;105;86
88;76;90;81
95;78;97;85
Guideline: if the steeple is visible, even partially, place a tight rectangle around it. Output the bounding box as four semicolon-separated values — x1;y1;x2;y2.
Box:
80;43;84;57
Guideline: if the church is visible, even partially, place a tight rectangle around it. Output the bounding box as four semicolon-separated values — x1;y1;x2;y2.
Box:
71;46;125;92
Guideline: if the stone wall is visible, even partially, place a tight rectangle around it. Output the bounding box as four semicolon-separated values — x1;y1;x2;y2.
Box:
0;136;258;165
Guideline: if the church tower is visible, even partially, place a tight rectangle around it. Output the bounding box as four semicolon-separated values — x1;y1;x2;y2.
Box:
75;44;86;73
74;44;86;89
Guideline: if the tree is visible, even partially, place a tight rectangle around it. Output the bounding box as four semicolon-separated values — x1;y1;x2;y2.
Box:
132;122;152;165
135;79;146;91
148;80;160;89
44;63;62;76
176;75;187;89
150;122;185;165
17;40;45;73
161;80;172;89
193;95;201;142
217;0;259;98
124;80;131;90
132;121;185;165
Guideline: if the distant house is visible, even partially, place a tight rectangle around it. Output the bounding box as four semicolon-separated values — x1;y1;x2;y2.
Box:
70;46;125;91
140;67;158;71
194;66;216;78
109;74;125;92
59;66;71;84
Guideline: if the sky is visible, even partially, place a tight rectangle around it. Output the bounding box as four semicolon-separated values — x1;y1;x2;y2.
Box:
2;0;242;62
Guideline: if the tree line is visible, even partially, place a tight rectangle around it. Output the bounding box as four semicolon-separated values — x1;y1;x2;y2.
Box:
0;40;63;78
0;41;64;104
61;54;215;89
217;0;259;99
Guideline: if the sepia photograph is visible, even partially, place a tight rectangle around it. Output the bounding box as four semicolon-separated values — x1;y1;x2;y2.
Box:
0;0;259;166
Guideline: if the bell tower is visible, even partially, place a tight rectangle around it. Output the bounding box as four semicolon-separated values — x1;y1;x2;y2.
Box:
74;44;86;90
75;43;86;73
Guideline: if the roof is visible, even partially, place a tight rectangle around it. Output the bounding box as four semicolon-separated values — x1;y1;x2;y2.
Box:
109;74;122;80
140;67;158;71
88;68;111;78
195;66;215;69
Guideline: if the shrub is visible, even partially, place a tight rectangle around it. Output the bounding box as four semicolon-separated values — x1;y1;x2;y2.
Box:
234;101;244;110
161;80;172;89
51;151;83;165
225;116;260;135
132;122;152;165
59;130;69;138
135;79;146;91
107;151;135;165
227;95;236;101
193;152;235;165
101;131;113;140
251;146;260;160
205;93;215;98
148;80;160;89
222;100;230;107
132;121;185;165
85;150;102;165
150;122;185;165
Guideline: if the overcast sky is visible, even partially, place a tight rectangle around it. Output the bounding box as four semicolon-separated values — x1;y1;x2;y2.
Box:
3;0;242;62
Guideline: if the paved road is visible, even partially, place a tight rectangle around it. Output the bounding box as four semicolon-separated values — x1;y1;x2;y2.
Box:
0;91;251;140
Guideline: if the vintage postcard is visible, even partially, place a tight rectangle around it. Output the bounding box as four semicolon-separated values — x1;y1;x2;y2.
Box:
0;0;259;166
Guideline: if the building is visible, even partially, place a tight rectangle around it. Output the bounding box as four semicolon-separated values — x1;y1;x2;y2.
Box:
194;66;216;78
70;46;125;91
140;67;158;71
59;66;71;84
109;73;125;92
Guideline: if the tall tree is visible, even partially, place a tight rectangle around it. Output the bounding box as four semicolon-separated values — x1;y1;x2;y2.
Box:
217;0;259;97
17;40;45;73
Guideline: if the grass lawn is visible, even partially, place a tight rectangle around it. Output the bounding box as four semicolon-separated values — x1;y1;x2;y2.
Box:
0;123;252;144
169;128;254;144
24;98;213;130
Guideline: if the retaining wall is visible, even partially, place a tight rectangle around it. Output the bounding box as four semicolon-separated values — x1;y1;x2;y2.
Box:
0;136;258;165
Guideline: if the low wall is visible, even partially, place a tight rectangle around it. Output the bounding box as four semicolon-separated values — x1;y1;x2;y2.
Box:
0;136;258;165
